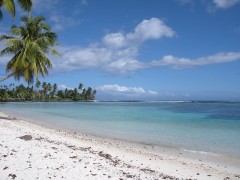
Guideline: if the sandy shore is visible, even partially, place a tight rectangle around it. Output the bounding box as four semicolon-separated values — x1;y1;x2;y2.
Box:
0;112;240;180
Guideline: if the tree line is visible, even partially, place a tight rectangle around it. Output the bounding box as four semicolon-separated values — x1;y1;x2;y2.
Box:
0;1;97;102
0;82;96;102
0;1;59;85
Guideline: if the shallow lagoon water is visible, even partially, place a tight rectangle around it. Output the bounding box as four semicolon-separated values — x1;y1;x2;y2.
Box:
1;101;240;159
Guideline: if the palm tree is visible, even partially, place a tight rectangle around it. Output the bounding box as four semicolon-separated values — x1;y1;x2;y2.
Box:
78;83;83;90
35;80;41;89
42;82;47;101
35;80;41;100
92;90;97;100
0;0;32;20
52;83;57;94
0;15;60;84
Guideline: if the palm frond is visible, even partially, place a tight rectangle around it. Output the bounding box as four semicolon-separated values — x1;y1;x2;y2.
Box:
0;35;15;41
33;16;45;24
17;0;32;12
20;15;28;24
6;52;21;72
50;48;61;56
0;47;19;57
11;25;22;36
0;9;3;20
40;23;51;31
2;15;59;84
7;38;24;48
2;0;15;18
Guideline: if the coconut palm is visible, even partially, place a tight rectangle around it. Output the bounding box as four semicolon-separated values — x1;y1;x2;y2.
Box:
35;80;41;89
78;83;83;90
52;83;57;94
35;80;41;100
0;0;32;20
0;15;60;84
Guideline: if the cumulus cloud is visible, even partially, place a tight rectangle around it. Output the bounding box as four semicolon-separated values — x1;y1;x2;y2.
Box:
97;84;158;96
51;18;174;74
127;18;175;42
1;17;240;76
52;46;113;71
213;0;240;8
103;33;126;49
102;18;174;48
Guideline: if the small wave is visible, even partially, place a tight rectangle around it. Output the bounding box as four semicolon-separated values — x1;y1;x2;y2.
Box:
152;100;190;103
182;149;219;156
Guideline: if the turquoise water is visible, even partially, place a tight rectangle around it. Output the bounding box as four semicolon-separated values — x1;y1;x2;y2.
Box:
1;101;240;158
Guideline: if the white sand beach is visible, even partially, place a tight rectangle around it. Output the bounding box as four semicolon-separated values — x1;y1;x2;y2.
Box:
0;111;240;180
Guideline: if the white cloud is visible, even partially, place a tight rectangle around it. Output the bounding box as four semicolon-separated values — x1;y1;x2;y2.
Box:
150;52;240;69
53;46;112;71
51;18;174;74
213;0;240;8
102;33;126;49
126;18;175;42
97;84;145;94
97;84;159;97
105;58;145;74
1;18;240;76
147;90;158;95
58;84;73;90
102;18;174;47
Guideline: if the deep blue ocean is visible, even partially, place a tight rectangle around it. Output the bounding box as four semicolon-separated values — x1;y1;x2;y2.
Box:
1;101;240;158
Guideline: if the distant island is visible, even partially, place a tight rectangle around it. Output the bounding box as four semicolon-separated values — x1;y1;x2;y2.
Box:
0;81;96;102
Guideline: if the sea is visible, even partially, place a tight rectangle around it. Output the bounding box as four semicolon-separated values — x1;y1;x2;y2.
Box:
1;101;240;159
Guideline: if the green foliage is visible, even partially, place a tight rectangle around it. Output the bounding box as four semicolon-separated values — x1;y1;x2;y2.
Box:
0;82;97;102
0;15;59;84
0;0;32;20
17;0;32;12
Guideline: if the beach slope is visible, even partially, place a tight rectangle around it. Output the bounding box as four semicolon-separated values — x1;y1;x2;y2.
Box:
0;112;239;180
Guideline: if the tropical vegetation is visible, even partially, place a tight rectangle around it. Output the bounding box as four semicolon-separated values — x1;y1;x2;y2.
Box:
0;1;97;102
0;0;32;20
0;82;97;102
0;15;60;83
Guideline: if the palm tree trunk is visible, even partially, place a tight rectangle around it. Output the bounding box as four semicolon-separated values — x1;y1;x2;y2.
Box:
0;72;15;83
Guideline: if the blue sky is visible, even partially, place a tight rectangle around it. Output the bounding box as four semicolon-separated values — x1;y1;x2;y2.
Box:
0;0;240;100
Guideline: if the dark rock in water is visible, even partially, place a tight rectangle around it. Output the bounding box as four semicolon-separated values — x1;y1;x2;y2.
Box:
19;135;32;141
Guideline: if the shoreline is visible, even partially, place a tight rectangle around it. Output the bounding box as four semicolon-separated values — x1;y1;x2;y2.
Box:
1;111;240;179
4;108;240;162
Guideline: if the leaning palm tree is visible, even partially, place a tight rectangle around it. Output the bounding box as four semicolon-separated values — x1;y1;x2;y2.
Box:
0;15;60;84
0;0;32;20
